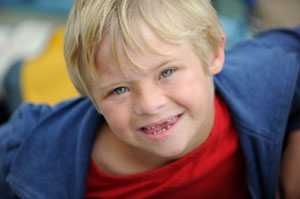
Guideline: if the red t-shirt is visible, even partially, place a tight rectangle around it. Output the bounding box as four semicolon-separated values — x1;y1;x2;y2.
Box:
85;95;248;198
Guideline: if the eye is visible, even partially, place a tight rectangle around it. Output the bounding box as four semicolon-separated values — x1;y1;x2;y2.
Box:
159;68;177;79
112;87;129;95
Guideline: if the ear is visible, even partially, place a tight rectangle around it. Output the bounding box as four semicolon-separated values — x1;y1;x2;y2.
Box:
208;35;226;75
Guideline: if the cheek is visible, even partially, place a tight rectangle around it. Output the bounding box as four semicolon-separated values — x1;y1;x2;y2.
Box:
100;101;132;133
172;73;212;111
175;88;208;114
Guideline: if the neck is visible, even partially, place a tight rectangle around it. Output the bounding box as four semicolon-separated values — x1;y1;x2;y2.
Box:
92;124;171;176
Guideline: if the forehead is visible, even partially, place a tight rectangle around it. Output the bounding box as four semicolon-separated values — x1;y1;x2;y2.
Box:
95;23;189;75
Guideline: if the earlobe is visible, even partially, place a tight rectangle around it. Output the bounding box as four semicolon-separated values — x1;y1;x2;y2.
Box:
208;35;226;75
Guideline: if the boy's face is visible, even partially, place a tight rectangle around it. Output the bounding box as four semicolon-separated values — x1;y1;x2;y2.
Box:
91;25;224;164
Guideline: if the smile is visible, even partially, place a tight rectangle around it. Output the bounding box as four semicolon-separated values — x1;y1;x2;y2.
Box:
139;113;183;139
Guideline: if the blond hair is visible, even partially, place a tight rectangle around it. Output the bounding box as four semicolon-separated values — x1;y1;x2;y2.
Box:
64;0;223;96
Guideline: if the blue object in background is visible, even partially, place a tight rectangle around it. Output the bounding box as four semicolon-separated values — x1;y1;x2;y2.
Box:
220;15;252;49
0;0;73;14
244;0;256;7
213;0;253;48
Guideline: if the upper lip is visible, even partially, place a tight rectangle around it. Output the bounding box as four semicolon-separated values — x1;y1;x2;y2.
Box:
137;113;183;129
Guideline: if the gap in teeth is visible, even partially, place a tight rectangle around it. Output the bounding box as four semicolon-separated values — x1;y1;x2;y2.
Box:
143;124;171;135
144;116;177;131
142;115;179;135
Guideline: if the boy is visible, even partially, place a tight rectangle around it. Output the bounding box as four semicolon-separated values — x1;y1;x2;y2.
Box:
1;0;299;198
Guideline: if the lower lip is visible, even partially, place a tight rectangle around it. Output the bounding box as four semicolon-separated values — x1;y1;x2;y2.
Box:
138;114;183;140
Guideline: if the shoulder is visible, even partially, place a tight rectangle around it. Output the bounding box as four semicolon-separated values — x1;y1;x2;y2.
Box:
0;103;52;151
0;97;99;197
217;27;300;102
215;27;300;141
254;27;300;52
0;102;53;196
0;97;88;138
0;97;91;149
0;97;91;190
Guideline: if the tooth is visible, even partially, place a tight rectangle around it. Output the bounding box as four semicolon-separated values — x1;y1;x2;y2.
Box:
142;116;178;135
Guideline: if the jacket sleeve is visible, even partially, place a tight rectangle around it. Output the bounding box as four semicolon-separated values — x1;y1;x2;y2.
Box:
0;103;51;198
255;27;300;132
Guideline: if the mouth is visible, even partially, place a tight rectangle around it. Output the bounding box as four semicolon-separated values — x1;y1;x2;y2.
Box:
138;113;183;139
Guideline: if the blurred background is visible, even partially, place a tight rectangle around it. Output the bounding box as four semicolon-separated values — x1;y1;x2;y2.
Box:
0;0;300;124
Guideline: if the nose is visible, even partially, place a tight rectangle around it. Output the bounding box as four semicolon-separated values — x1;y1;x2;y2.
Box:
133;83;168;116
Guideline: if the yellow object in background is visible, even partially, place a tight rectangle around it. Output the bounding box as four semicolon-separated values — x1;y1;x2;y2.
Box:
21;27;78;105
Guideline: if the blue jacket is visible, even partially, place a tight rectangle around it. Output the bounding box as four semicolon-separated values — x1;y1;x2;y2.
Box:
1;28;300;199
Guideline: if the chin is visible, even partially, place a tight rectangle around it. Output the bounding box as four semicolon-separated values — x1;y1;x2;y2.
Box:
154;145;188;160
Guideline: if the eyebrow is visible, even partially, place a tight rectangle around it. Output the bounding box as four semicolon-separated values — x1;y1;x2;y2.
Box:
97;59;175;90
